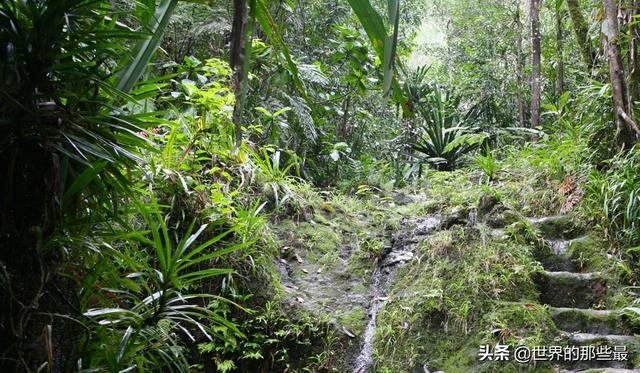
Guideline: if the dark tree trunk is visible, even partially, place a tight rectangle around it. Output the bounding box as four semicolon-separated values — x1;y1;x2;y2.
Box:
516;3;526;128
230;0;248;147
602;0;640;147
531;0;542;128
555;1;566;97
567;0;595;68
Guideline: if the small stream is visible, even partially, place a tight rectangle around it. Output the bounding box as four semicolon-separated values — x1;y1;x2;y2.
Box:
352;215;442;373
352;266;384;373
546;239;571;255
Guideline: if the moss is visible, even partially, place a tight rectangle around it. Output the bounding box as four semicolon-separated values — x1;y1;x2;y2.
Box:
419;169;481;210
372;230;543;372
417;230;454;259
294;222;342;254
534;271;607;308
359;236;385;257
567;235;609;272
319;202;335;214
486;208;522;229
312;210;332;226
533;215;584;240
318;249;341;268
337;307;367;335
482;304;557;347
506;221;541;246
264;149;638;371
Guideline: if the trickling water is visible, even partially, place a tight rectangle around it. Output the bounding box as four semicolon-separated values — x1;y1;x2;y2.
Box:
352;266;385;373
352;215;441;373
546;239;571;255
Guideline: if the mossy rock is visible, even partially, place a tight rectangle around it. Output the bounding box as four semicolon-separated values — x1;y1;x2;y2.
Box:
531;240;576;271
440;206;470;229
478;194;500;215
483;303;558;347
534;271;607;308
556;333;640;370
336;307;367;335
529;240;555;265
486;208;521;229
567;235;609;272
532;215;584;240
550;307;639;335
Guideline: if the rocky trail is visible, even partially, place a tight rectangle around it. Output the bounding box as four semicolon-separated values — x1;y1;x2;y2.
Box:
353;214;443;373
275;192;640;372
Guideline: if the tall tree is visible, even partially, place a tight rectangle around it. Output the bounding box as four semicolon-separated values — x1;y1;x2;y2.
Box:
515;2;526;127
555;0;566;96
230;0;249;148
531;0;542;128
566;0;595;68
602;0;640;147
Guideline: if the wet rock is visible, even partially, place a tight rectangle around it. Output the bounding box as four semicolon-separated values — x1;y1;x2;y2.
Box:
440;207;469;229
342;326;356;338
381;249;414;267
529;215;584;240
478;194;499;215
486;208;520;228
534;270;607;308
412;215;442;236
550;307;637;335
532;238;578;272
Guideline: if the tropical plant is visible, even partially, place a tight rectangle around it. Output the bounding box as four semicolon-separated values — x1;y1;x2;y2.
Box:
0;1;172;368
474;145;500;182
585;146;640;247
411;85;488;170
0;0;158;234
76;198;248;371
250;147;300;208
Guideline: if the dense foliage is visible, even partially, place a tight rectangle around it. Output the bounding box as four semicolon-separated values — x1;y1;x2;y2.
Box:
2;0;640;372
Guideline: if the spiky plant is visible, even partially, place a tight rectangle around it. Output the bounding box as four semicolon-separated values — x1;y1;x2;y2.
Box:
411;85;488;171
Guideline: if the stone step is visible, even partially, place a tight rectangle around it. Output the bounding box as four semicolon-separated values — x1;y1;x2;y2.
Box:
534;237;580;272
567;332;638;345
551;307;637;335
534;271;607;308
556;332;639;370
560;369;640;372
528;215;584;240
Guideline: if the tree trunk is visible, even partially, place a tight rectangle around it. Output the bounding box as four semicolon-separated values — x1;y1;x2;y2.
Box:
230;0;248;148
516;3;526;128
567;0;595;68
531;0;542;128
602;0;640;147
555;1;566;97
628;1;640;107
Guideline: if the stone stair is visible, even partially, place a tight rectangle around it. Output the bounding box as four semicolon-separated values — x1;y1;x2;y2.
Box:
528;216;639;372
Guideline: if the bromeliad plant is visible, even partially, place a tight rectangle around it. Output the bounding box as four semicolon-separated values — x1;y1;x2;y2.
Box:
411;84;488;171
250;147;301;208
78;198;249;371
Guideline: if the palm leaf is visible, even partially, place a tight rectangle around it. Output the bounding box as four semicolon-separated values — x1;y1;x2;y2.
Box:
346;0;406;107
116;0;178;93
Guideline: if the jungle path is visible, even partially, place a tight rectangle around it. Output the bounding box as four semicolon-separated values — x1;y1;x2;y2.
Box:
275;192;640;372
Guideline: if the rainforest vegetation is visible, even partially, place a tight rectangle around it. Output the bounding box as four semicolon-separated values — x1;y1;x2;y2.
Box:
3;0;640;372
